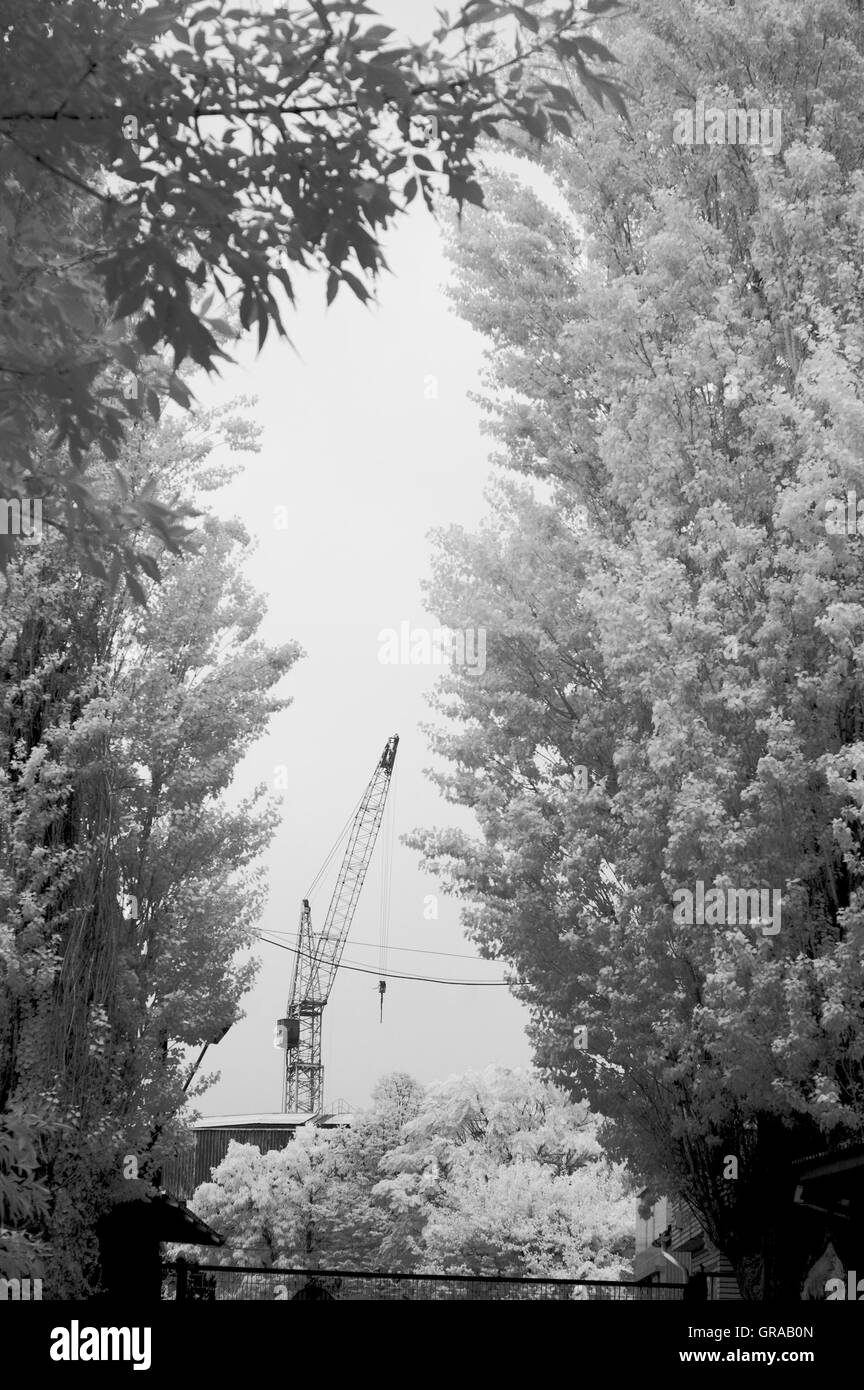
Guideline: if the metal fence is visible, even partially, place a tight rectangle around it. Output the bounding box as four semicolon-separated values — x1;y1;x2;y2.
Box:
162;1260;692;1301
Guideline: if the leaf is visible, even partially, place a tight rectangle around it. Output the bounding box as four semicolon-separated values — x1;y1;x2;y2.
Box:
449;176;485;208
137;317;161;351
168;376;193;409
520;108;548;141
125;571;148;606
455;1;500;28
510;6;540;33
82;554;108;582
365;61;410;102
341;270;370;303
137;553;161;582
113;344;140;373
543;82;579;109
113;283;150;320
571;35;619;65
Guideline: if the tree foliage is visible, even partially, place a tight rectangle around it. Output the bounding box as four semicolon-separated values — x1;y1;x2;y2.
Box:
183;1067;633;1281
410;0;864;1297
0;0;625;574
374;1065;633;1277
0;402;299;1290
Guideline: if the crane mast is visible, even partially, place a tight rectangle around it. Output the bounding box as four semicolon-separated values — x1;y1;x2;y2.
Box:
280;735;398;1114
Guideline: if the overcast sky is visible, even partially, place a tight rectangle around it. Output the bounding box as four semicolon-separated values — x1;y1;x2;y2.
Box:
188;0;541;1116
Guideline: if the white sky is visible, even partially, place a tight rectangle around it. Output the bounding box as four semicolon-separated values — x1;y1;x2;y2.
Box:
187;0;549;1115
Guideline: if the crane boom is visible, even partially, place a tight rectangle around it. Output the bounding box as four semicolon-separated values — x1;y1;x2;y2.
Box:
280;735;398;1114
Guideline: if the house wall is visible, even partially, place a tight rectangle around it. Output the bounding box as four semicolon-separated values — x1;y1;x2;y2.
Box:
634;1193;672;1282
635;1193;740;1299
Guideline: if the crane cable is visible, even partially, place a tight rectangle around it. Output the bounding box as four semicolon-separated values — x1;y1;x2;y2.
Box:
302;784;369;999
305;787;366;901
378;756;396;1022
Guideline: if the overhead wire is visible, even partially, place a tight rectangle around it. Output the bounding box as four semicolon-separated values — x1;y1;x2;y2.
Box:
257;933;512;986
258;929;493;964
276;744;510;1007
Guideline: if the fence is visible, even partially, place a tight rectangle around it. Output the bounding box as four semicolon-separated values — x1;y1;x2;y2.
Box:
162;1260;696;1301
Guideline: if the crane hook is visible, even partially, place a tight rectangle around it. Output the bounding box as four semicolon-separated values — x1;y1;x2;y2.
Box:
378;978;386;1024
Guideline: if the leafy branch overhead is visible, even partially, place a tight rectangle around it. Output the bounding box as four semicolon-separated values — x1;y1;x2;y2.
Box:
0;0;626;577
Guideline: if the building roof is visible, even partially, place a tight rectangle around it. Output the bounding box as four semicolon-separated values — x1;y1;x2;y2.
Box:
193;1112;314;1129
791;1137;864;1170
98;1193;225;1246
159;1197;225;1246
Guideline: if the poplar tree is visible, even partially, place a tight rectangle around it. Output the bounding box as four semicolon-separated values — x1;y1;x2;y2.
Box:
0;406;299;1292
412;0;864;1297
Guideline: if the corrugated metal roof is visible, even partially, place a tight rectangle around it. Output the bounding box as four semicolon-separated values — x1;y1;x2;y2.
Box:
193;1113;314;1129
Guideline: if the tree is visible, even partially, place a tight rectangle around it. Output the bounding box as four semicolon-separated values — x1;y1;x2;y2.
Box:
418;1160;631;1282
184;1078;426;1271
374;1066;633;1278
0;401;299;1291
0;1111;50;1280
181;1067;630;1281
183;1130;354;1272
368;1070;425;1135
410;0;864;1297
0;0;625;575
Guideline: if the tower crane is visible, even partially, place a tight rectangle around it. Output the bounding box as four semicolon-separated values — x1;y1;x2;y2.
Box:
276;735;398;1114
